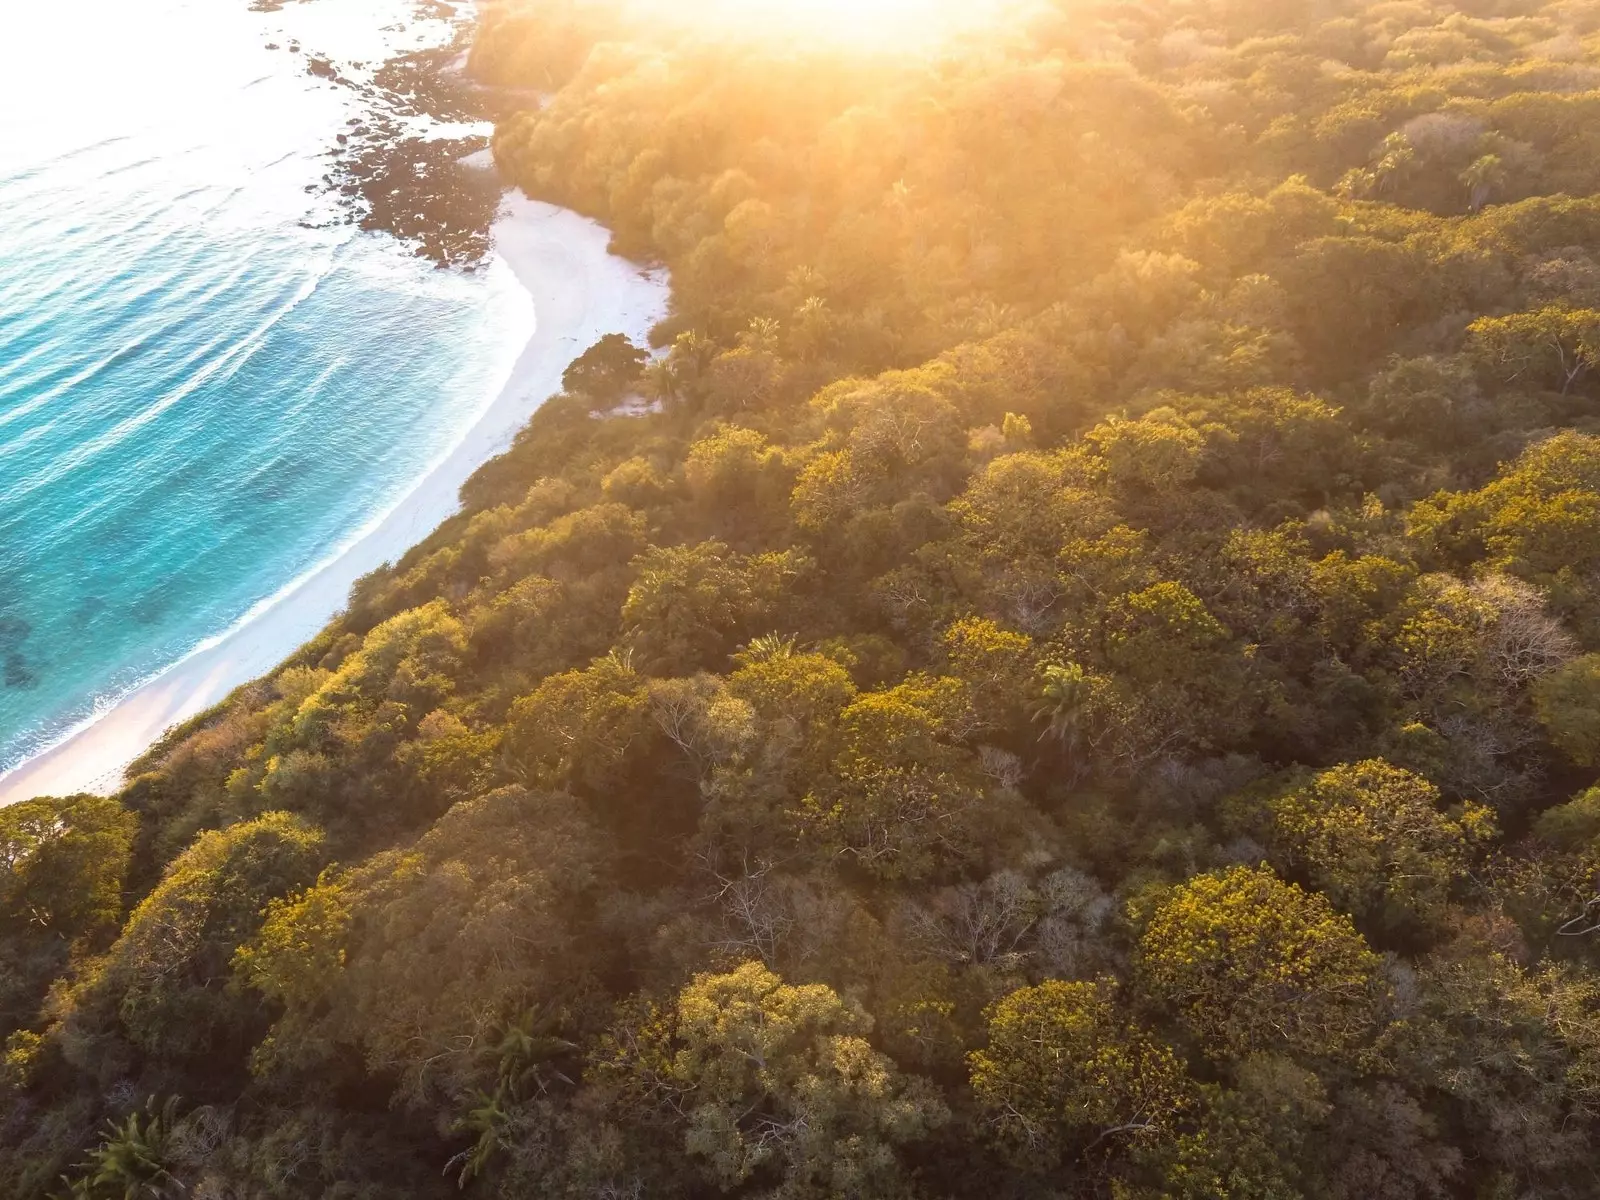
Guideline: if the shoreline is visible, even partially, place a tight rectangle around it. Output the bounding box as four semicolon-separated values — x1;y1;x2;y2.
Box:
0;194;669;804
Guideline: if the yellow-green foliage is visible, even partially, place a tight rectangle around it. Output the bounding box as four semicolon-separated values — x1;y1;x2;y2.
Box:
1138;866;1384;1059
1267;759;1494;927
1535;653;1600;765
970;979;1190;1166
600;961;947;1196
58;812;324;1065
0;794;135;941
13;0;1600;1193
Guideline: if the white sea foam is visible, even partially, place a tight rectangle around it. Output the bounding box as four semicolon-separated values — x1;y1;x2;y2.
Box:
0;196;668;803
0;0;668;799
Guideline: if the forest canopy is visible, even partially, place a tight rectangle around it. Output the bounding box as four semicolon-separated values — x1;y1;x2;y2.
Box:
9;0;1600;1196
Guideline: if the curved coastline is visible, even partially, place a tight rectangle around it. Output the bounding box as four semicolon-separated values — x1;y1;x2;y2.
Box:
0;194;670;804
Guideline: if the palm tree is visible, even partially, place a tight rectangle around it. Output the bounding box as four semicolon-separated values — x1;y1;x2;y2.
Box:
1031;662;1093;751
445;1089;510;1187
642;358;681;406
738;633;798;665
1461;153;1506;212
738;315;781;354
444;1003;580;1187
1370;132;1416;196
492;1003;579;1100
62;1097;184;1200
665;329;716;399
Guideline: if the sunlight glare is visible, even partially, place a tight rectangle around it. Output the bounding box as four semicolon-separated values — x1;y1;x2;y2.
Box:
635;0;1026;52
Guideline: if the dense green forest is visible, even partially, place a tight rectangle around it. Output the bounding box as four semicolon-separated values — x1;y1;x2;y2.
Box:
10;0;1600;1194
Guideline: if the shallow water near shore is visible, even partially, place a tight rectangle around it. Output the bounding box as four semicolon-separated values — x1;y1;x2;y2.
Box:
0;0;531;775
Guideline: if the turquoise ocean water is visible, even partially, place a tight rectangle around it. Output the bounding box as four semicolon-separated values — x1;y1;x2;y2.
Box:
0;0;529;773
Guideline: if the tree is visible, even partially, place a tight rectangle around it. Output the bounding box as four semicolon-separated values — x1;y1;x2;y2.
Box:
683;424;793;525
1086;410;1204;493
1534;653;1600;766
1137;866;1384;1059
1462;153;1506;211
949;449;1113;564
1277;236;1423;373
394;709;503;810
1406;432;1600;647
237;787;602;1103
621;540;808;672
57;812;325;1066
791;449;872;532
1470;572;1579;693
815;371;966;485
1468;307;1600;394
282;599;469;785
969;979;1189;1167
561;332;647;399
231;870;355;1075
504;652;654;792
1266;760;1494;931
1363;354;1483;441
598;962;946;1198
797;676;982;880
942;616;1034;726
1534;785;1600;850
489;502;649;584
601;455;670;508
1392;946;1600;1188
62;1096;185;1200
1130;1058;1335;1200
728;642;857;730
0;794;135;942
1103;582;1229;683
1027;661;1136;783
1336;132;1416;200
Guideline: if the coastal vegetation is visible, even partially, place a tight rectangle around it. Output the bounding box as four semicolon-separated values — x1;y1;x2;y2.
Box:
10;0;1600;1195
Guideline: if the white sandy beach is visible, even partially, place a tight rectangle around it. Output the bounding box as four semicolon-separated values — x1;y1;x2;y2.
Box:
0;194;669;804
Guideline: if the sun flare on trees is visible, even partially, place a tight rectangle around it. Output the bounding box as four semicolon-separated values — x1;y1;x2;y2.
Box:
625;0;1030;50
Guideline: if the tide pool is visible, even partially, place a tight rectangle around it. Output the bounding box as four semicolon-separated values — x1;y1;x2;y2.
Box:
0;0;531;774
